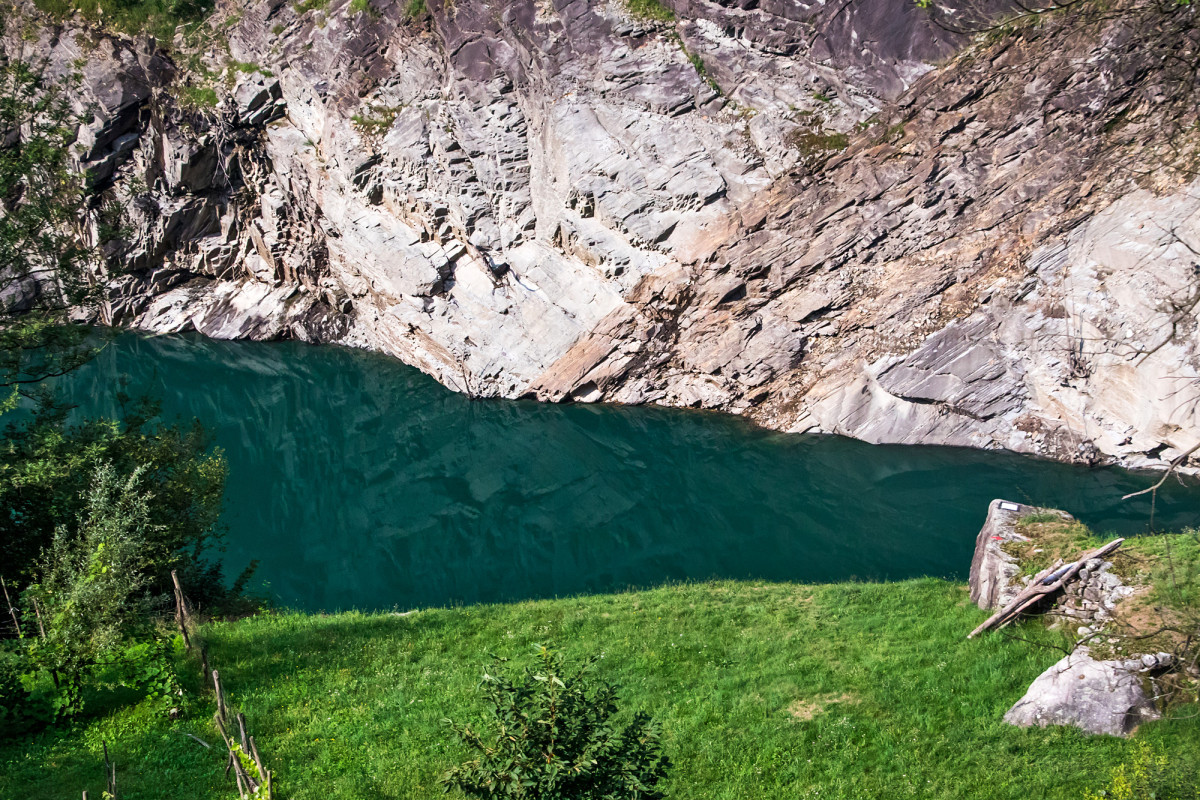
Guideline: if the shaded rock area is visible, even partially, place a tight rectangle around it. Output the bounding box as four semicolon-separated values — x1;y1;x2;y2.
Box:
15;0;1200;468
1004;647;1172;737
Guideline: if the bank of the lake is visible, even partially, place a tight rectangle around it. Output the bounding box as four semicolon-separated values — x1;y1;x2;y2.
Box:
3;578;1197;800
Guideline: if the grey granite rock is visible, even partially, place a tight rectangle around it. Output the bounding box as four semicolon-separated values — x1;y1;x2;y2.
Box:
1004;648;1171;737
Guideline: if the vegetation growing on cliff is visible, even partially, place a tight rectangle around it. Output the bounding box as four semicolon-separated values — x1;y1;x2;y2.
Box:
30;0;215;39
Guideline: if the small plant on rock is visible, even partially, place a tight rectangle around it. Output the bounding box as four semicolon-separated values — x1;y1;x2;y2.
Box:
442;644;670;799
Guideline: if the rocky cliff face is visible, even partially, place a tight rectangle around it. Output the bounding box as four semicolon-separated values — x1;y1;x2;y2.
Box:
26;0;1200;468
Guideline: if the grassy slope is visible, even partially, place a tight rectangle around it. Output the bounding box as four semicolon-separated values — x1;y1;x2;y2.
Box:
4;579;1197;799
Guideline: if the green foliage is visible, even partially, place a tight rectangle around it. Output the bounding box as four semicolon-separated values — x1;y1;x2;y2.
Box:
1087;741;1200;799
403;0;426;19
786;126;851;171
683;48;721;95
293;0;330;14
31;0;215;39
352;105;404;136
4;465;185;729
0;394;234;608
26;465;158;671
176;85;219;110
623;0;674;23
349;0;373;15
443;645;669;799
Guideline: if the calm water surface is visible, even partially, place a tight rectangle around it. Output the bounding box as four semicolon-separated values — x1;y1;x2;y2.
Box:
53;333;1200;612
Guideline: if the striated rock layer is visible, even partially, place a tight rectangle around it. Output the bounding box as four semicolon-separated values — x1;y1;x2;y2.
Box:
25;0;1200;468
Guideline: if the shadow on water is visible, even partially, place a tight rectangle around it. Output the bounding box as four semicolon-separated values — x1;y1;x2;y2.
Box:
51;332;1200;612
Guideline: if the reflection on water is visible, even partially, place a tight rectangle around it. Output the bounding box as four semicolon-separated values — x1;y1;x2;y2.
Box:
53;332;1200;612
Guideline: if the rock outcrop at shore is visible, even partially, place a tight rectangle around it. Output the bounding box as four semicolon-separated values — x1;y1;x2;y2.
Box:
22;0;1200;468
967;499;1175;737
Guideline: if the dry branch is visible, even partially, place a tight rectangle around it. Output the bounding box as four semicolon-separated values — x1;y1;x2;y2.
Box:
1122;441;1200;500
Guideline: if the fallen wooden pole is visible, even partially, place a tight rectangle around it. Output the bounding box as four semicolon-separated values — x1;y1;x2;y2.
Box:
968;538;1124;639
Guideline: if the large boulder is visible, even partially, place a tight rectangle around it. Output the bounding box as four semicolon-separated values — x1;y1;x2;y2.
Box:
1004;648;1172;737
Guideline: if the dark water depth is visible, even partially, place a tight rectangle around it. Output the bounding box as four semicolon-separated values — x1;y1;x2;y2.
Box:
48;333;1200;612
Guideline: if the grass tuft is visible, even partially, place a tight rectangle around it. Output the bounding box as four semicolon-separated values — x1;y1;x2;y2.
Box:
624;0;674;23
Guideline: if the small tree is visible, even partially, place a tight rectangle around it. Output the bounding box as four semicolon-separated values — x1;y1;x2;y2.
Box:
13;463;182;722
0;30;100;393
442;645;670;800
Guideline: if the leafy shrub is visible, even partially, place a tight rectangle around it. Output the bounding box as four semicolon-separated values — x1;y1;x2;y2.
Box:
442;645;669;800
0;645;56;736
18;464;183;720
0;394;238;611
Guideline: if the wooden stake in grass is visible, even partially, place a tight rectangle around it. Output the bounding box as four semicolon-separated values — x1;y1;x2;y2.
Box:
213;670;228;722
1;576;21;638
170;570;192;651
102;741;117;799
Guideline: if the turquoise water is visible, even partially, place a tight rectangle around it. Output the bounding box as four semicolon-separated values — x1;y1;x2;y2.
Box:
54;333;1200;612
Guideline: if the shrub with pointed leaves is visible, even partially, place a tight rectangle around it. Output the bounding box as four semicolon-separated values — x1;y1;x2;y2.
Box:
442;645;669;800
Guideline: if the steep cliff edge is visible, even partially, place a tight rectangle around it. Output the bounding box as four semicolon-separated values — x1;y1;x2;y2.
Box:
26;0;1200;469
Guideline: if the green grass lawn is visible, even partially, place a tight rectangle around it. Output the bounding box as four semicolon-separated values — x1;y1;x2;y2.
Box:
2;578;1197;799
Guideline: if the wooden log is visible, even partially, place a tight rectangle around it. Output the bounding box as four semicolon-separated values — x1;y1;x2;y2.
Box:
968;538;1124;638
967;561;1061;639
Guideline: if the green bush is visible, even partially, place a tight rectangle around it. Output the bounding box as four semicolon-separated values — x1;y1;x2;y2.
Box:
442;645;669;800
18;464;183;720
0;394;237;611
